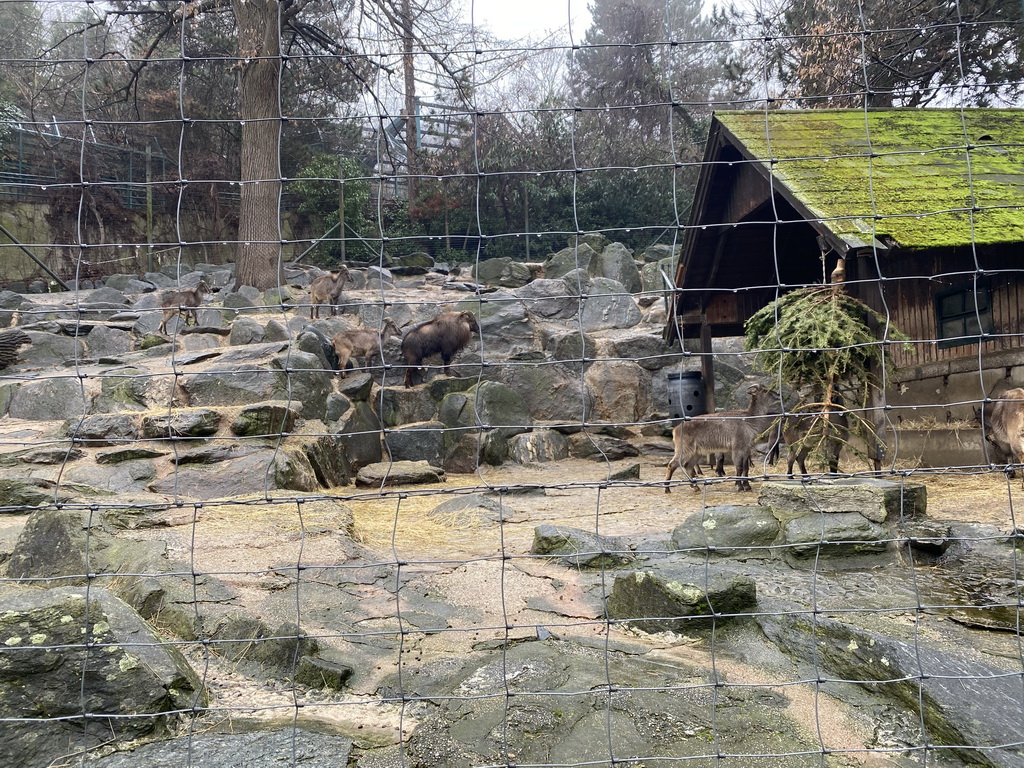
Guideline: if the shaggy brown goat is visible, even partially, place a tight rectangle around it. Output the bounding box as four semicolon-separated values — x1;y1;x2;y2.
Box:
158;280;211;334
782;408;849;476
331;318;402;377
310;267;350;319
400;310;479;387
665;384;782;493
985;385;1024;483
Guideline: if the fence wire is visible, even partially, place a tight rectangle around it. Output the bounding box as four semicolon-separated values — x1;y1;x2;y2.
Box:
1;0;1024;766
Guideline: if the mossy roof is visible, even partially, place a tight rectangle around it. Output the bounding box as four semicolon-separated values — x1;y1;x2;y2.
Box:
715;109;1024;250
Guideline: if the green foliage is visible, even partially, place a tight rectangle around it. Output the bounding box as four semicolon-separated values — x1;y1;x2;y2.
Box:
291;154;374;264
744;286;909;470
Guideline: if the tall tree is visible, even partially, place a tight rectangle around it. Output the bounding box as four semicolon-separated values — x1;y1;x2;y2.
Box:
726;0;1024;107
569;0;736;238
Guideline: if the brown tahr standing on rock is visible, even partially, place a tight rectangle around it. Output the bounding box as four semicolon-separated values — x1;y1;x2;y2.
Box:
158;280;211;334
331;318;402;378
400;310;479;387
310;267;350;319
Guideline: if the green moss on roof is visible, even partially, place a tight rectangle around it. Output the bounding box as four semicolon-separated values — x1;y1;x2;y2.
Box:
716;109;1024;250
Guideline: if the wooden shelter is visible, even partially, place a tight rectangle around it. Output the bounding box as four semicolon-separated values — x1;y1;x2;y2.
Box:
669;108;1024;418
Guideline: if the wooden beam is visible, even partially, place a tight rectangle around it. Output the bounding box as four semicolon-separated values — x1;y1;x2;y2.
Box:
700;322;716;412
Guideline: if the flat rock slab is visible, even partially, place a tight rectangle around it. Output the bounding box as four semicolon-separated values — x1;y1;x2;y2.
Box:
606;563;757;634
355;460;446;487
760;610;1024;768
671;505;781;555
532;524;634;569
91;728;353;768
758;478;927;523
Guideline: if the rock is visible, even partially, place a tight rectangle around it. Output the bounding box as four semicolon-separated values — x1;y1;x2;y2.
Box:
91;728;353;767
180;350;332;421
64;412;140;445
8;376;87;421
760;609;1024;767
379;385;437;428
385;420;445;465
606;564;757;633
264;318;290;341
641;243;680;263
221;291;258;313
438;381;531;466
230;401;299;436
228;316;265;344
6;508;109;584
490;358;591;423
593;241;641;292
507;430;569;463
86;324;134;357
0;587;205;768
758;479;927;524
141;408;221;438
96;447;166;464
544;243;598;279
335;368;375;401
782;512;891;560
325;391;351;422
147;448;322;498
429;493;521;525
396;638;823;768
608;462;641;480
216;616;318;673
515;276;585;320
94;366;152;412
64;459;158;494
597;329;680;371
671;505;781;555
333;401;383;472
580;277;642;331
584;360;651;422
0;478;63;508
295;654;355;691
473;256;512;284
355;460;446;487
567;433;640;461
442;433;482;473
531;524;633;568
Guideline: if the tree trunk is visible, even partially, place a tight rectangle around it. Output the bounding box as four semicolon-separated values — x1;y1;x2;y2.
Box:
233;0;283;291
401;0;418;207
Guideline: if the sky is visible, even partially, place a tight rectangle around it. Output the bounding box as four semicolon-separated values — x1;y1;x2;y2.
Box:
464;0;593;41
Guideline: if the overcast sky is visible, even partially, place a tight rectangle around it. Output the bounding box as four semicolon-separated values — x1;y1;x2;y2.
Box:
464;0;592;41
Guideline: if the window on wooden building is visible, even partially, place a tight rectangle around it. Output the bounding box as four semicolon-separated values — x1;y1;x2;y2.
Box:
935;283;993;348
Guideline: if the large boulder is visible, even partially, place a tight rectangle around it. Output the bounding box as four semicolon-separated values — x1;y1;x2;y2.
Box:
488;356;590;423
671;505;781;555
86;325;134;358
584;360;651;423
0;587;205;768
333;401;383;472
514;274;586;320
593;241;641;293
385;421;445;466
580;277;642;331
9;377;88;420
543;243;598;280
179;350;332;420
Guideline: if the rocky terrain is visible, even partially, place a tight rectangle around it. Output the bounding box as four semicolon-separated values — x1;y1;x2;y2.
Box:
0;238;1022;768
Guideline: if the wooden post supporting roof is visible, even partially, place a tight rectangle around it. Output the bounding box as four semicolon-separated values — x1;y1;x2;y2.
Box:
700;321;715;412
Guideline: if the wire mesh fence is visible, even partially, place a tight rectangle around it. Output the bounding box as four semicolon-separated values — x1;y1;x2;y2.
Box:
0;0;1023;766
